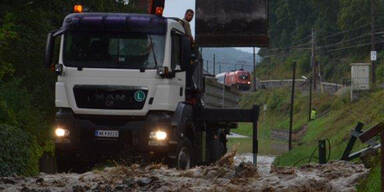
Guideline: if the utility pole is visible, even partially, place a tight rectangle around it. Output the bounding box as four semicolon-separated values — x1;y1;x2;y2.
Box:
253;47;257;91
206;60;209;73
222;83;225;108
308;77;313;121
200;47;204;72
311;28;317;90
289;62;297;151
213;54;216;75
371;0;376;86
219;64;222;73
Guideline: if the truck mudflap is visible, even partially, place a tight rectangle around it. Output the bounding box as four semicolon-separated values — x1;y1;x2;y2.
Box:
167;103;261;167
197;105;260;165
170;102;194;137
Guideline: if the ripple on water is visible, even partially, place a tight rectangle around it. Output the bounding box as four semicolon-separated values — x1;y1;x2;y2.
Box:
234;153;275;176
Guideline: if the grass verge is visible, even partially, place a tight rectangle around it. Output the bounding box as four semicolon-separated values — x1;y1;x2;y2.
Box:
239;88;384;191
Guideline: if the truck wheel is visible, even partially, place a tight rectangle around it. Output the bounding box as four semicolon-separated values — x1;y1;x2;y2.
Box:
55;150;72;173
39;152;56;174
55;150;90;173
176;139;193;170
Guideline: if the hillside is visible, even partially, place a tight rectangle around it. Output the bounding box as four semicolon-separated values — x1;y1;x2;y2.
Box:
201;48;261;75
257;0;384;84
234;87;383;192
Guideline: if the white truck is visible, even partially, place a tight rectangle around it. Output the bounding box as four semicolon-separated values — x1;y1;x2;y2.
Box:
45;5;259;172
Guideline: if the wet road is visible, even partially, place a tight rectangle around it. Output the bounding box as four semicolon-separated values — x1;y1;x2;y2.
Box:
235;153;275;176
0;153;368;192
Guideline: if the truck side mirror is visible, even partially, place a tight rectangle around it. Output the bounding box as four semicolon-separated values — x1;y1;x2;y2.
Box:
181;36;191;71
44;32;56;69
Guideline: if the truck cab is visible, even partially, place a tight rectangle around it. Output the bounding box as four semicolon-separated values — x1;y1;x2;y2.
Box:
53;13;189;116
45;11;214;171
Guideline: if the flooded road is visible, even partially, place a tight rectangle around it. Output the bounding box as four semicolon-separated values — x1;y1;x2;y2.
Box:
0;153;368;192
235;153;275;176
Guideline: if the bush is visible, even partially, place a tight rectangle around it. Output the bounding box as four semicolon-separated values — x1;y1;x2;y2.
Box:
0;80;53;149
0;80;53;176
0;124;41;176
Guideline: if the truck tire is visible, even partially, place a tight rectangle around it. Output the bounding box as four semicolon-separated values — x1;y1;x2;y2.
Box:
55;150;91;173
39;152;56;174
55;150;73;173
175;138;194;170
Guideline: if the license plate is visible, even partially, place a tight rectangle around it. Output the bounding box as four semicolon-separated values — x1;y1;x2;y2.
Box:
95;130;119;138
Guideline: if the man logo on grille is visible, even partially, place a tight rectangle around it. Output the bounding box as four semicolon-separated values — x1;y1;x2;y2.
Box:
134;90;146;102
105;94;115;107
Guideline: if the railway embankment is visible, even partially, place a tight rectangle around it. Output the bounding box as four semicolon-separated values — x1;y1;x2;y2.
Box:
236;87;384;191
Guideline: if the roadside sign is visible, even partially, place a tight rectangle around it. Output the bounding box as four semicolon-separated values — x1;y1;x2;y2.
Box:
371;51;377;61
351;63;370;90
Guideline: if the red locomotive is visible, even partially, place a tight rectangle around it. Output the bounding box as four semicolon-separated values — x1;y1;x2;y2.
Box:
216;69;251;91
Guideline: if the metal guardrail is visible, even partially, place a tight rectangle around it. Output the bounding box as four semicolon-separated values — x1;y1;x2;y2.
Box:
341;122;384;191
203;77;241;108
257;79;343;94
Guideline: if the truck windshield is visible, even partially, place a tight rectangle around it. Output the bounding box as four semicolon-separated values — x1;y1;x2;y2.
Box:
63;31;165;69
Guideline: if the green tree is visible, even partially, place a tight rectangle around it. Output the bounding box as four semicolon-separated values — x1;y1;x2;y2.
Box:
0;0;139;176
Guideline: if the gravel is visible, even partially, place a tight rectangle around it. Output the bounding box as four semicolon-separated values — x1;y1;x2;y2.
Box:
0;153;368;192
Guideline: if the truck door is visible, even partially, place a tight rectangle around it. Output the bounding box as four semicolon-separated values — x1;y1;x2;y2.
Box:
171;31;186;101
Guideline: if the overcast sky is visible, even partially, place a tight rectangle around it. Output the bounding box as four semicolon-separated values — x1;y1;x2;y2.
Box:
163;0;259;54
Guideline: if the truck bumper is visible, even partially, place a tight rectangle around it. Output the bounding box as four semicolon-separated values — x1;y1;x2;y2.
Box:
54;108;175;160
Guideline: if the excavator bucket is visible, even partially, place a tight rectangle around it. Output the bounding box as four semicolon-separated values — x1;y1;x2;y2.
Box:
196;0;269;47
132;0;164;14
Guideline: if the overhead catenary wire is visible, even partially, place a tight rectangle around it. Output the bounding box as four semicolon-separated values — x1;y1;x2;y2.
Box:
317;31;384;50
317;33;371;49
252;22;384;61
262;30;384;58
291;34;313;45
325;40;384;53
203;59;255;67
267;41;312;52
270;24;376;51
316;24;371;40
265;21;384;53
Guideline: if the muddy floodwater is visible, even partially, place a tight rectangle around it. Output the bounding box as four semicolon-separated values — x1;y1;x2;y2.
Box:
0;152;368;192
234;153;275;176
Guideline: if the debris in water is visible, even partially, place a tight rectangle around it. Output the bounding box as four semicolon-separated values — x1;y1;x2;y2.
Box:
0;152;368;192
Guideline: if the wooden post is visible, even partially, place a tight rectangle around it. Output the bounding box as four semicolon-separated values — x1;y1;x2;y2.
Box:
252;105;259;165
213;54;216;75
371;0;376;86
289;62;296;151
311;28;316;90
308;77;313;121
318;140;326;164
253;47;257;90
341;122;364;160
381;131;384;191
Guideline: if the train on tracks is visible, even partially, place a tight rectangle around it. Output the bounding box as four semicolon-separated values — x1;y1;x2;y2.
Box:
216;69;252;91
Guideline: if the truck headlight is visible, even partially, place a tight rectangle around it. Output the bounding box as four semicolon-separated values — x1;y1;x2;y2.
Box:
55;127;69;137
150;130;167;141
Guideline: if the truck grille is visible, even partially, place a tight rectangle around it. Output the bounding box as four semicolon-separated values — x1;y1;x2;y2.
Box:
73;85;148;110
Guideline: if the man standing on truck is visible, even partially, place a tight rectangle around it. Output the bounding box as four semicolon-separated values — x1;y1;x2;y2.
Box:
182;9;194;43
